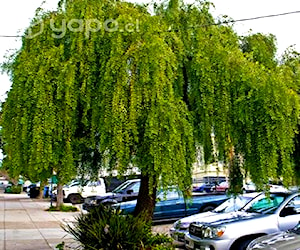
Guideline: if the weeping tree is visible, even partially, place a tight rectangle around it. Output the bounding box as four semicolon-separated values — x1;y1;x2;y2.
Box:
1;0;300;218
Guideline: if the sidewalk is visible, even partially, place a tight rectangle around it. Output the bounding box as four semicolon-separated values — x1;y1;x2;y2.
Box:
0;191;173;250
0;192;80;250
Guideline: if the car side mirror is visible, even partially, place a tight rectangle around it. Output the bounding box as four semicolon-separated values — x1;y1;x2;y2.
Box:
280;207;297;217
127;189;133;194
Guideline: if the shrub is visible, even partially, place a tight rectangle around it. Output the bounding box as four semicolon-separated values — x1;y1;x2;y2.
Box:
63;204;174;250
10;185;22;194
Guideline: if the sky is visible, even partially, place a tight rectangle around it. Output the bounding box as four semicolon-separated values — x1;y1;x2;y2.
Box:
1;0;300;102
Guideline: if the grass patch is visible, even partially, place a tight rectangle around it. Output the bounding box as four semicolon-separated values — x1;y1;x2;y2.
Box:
47;204;78;212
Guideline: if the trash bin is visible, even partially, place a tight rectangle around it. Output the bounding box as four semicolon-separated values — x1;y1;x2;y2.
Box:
29;185;40;198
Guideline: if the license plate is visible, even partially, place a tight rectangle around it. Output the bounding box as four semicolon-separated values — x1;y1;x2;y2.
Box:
191;244;210;250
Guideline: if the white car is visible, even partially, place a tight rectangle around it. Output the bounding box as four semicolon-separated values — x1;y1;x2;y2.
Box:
244;181;290;193
170;192;259;245
0;179;10;189
52;178;106;204
243;182;257;192
185;192;300;250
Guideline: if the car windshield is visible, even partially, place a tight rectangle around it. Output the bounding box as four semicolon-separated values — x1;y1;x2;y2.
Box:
244;193;287;214
112;181;135;193
64;179;88;187
214;196;253;213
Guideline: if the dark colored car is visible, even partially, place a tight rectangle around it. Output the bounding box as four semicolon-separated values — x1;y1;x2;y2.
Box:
114;188;228;222
83;179;141;211
193;183;215;193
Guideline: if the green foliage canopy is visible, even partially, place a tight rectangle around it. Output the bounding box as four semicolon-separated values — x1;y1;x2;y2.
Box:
1;0;300;201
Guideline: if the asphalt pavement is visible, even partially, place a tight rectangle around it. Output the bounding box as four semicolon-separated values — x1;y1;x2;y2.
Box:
0;191;172;250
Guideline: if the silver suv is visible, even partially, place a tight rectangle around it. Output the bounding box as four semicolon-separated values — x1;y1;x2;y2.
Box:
185;192;300;250
170;192;259;246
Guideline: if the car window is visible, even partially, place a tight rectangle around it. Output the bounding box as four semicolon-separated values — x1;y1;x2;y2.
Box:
245;194;286;214
157;189;180;200
88;181;96;187
131;182;140;193
219;182;228;186
88;180;103;187
280;195;300;217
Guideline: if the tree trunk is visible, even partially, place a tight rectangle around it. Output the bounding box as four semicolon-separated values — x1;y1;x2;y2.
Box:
37;180;46;199
0;170;15;184
133;173;157;222
56;183;64;208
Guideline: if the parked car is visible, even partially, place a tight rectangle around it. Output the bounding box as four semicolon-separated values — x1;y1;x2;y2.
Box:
202;176;226;184
185;192;300;250
269;183;290;193
243;182;257;193
26;182;40;193
193;183;215;193
83;179;140;211
0;179;9;189
4;183;13;193
103;175;141;192
170;192;259;245
243;181;291;193
52;178;106;204
113;188;228;222
22;180;32;192
246;222;300;250
212;181;229;192
27;183;40;198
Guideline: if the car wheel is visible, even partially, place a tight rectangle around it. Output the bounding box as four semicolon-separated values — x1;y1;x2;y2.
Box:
68;194;82;204
232;238;254;250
